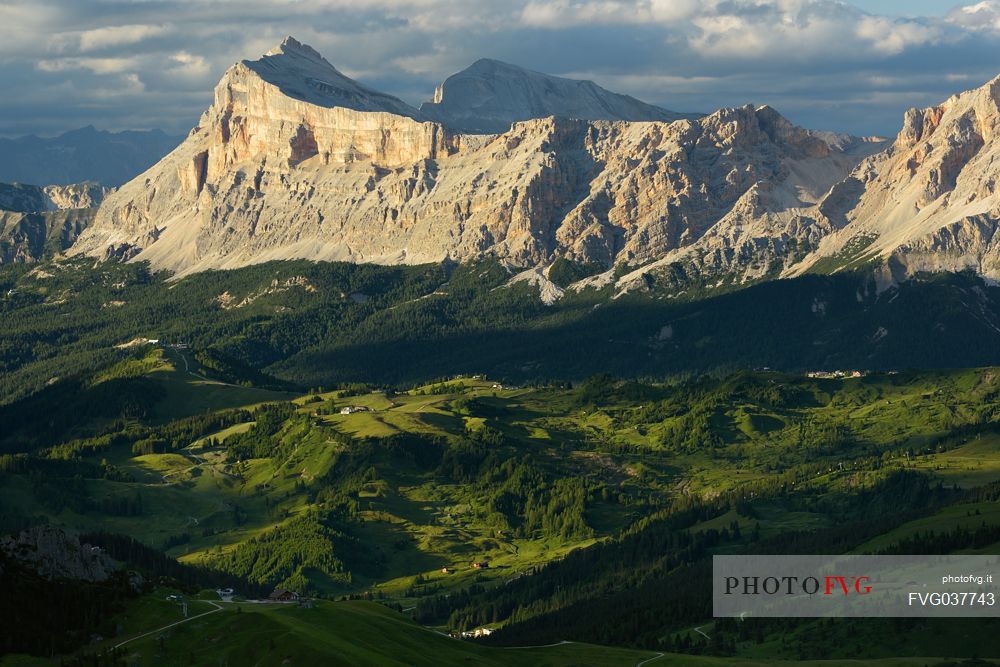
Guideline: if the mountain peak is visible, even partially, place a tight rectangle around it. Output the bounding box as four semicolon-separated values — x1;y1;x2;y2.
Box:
235;37;421;118
421;58;698;134
466;58;531;74
264;36;327;62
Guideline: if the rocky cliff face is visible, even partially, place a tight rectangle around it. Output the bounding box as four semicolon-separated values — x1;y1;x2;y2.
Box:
74;37;466;269
0;209;95;263
0;181;109;213
421;58;697;134
607;74;1000;294
786;74;1000;283
0;181;105;263
74;38;1000;294
43;182;110;210
0;526;117;582
74;38;878;278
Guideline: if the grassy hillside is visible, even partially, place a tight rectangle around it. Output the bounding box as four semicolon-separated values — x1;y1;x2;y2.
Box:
8;596;984;667
6;368;1000;596
105;598;656;667
106;600;1000;667
3;365;1000;650
5;267;1000;663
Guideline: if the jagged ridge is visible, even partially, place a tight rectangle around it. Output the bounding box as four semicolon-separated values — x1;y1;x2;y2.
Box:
72;38;880;280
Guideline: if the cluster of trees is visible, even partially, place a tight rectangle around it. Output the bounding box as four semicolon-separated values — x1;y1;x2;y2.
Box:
480;458;593;539
223;403;303;461
0;374;165;455
93;491;144;517
128;409;252;456
879;520;1000;554
212;507;363;593
194;348;293;390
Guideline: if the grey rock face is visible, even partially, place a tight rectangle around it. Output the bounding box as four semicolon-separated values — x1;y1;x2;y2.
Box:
421;58;697;134
0;526;118;582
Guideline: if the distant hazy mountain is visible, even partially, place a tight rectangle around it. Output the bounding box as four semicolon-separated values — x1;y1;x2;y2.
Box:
421;58;698;133
0;126;181;187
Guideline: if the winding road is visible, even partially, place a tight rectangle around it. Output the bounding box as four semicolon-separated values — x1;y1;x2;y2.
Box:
112;600;223;650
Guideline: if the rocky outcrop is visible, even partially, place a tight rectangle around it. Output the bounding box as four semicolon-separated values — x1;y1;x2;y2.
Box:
0;208;95;263
0;526;118;582
0;181;105;263
789;74;1000;283
74;38;877;279
0;181;109;213
43;182;111;210
78;38;1000;294
421;58;697;134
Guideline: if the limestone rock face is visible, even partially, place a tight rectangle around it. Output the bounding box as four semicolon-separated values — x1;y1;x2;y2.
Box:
421;58;697;134
43;182;111;210
0;181;109;213
0;181;105;263
74;38;878;278
789;74;1000;282
204;37;454;172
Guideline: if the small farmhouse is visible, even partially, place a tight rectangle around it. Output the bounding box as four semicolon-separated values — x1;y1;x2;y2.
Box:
269;588;300;601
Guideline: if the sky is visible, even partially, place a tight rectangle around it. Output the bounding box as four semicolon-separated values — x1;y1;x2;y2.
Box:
1;0;1000;138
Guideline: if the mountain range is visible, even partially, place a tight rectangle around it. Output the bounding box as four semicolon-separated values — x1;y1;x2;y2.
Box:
0;126;181;188
3;36;992;299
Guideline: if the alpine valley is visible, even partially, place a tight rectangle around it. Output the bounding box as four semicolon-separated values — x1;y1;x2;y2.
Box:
5;36;1000;667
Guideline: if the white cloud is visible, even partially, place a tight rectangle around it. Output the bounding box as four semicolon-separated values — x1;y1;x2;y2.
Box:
70;24;171;53
947;1;1000;31
169;52;211;78
517;0;947;61
36;57;138;75
81;24;168;51
520;1;641;27
854;15;941;55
